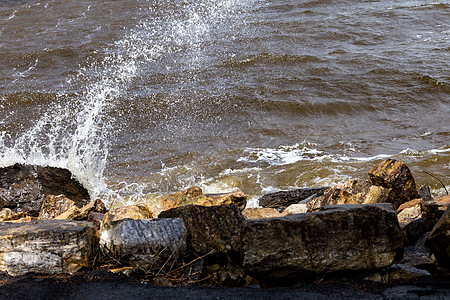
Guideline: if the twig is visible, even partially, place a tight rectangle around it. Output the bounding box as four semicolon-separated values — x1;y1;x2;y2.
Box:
423;171;448;195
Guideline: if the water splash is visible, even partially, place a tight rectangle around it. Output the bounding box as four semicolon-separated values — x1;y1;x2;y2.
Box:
0;0;257;203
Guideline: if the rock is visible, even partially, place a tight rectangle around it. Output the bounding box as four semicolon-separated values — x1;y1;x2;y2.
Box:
52;198;107;221
282;203;308;216
0;220;97;276
426;205;450;269
146;187;247;217
308;180;374;210
242;208;283;220
101;205;153;230
402;246;436;273
258;187;328;211
397;199;444;246
418;185;433;202
99;218;186;271
0;164;90;216
54;206;82;220
368;159;420;208
242;204;404;284
87;212;105;231
159;205;244;260
0;208;13;221
435;195;450;211
365;264;431;283
38;194;76;220
201;191;247;211
397;199;423;225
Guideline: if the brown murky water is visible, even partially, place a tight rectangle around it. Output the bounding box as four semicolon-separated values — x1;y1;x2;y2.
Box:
0;0;449;205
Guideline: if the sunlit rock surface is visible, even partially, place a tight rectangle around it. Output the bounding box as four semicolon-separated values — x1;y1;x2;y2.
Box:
0;220;96;276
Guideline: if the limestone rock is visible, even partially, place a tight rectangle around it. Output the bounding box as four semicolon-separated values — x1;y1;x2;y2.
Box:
435;195;450;211
242;204;404;283
282;203;308;216
54;206;81;220
0;220;97;276
159;205;244;259
52;198;107;221
146;187;247;217
0;164;90;216
201;191;247;210
308;180;373;210
101;205;152;230
258;187;328;211
242;208;283;220
38;194;76;220
426;205;450;268
368;159;420;208
397;199;423;225
99;218;186;271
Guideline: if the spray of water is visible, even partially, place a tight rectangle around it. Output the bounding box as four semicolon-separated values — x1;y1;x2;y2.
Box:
0;0;256;203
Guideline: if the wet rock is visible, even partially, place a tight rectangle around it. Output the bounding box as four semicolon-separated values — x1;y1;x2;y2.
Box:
258;187;328;211
242;204;404;284
0;220;97;276
365;264;431;283
0;164;90;216
38;194;76;220
282;203;308;216
99;218;186;271
101;205;152;230
241;208;283;220
201;191;247;211
426;205;450;269
368;159;420;208
159;205;244;260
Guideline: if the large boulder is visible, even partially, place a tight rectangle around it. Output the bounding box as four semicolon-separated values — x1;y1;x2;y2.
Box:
426;205;450;269
368;159;420;208
258;187;328;211
99;218;186;272
309;159;420;211
242;204;404;284
159;205;244;260
0;220;97;276
0;164;90;216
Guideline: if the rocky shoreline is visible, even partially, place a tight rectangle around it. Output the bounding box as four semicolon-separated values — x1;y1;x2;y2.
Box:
0;159;449;298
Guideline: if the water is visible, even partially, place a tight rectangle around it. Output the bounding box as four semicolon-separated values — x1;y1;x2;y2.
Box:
0;0;449;207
